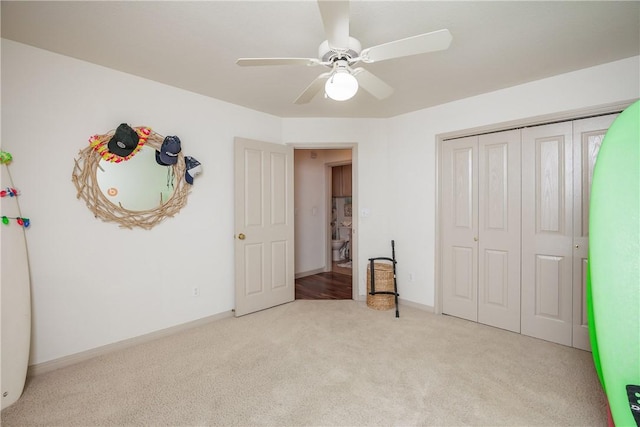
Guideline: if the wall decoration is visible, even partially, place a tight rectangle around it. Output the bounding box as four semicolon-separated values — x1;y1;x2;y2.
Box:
1;150;32;409
1;188;20;198
72;126;193;229
1;216;30;227
90;124;151;163
0;153;31;228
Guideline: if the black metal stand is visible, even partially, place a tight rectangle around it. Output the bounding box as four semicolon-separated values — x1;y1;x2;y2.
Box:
368;240;399;318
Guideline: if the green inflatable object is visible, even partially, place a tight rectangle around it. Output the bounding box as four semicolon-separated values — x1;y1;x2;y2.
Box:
588;99;640;426
586;266;604;389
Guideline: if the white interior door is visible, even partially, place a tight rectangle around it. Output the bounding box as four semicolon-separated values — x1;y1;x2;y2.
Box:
234;137;294;317
571;113;618;350
521;122;574;346
441;136;478;322
477;129;521;333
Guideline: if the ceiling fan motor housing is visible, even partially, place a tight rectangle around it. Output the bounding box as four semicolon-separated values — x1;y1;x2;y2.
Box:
319;37;362;63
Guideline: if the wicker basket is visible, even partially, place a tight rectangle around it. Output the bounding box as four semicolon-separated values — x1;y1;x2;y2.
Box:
366;262;395;310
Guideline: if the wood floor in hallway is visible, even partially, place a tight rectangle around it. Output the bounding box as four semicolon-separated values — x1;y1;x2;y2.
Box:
295;262;353;300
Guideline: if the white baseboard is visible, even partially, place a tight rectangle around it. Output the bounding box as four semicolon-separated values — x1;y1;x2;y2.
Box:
27;310;233;377
398;298;435;313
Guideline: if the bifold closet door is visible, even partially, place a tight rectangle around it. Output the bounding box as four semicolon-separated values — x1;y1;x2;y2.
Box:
442;130;521;332
571;113;619;351
477;130;521;333
441;136;478;323
521;114;619;348
521;122;574;346
443;113;619;347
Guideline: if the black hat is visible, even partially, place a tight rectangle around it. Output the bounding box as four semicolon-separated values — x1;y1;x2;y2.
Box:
155;135;182;166
107;123;140;157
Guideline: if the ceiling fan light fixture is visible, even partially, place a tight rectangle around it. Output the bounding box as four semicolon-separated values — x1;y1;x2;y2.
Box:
324;70;358;101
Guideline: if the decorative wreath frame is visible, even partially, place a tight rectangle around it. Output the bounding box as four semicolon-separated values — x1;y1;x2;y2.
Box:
72;128;190;229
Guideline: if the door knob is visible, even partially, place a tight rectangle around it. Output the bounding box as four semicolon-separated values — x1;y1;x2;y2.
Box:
474;237;478;242
238;233;246;240
575;244;579;249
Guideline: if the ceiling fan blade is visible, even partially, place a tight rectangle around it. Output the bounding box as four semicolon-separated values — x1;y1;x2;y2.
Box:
317;0;350;50
359;29;452;63
236;58;321;67
352;68;394;100
294;72;331;104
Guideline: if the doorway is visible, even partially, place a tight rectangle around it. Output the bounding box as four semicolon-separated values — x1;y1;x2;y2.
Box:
293;147;356;300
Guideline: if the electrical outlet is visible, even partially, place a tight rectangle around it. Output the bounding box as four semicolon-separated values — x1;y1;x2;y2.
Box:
192;287;199;297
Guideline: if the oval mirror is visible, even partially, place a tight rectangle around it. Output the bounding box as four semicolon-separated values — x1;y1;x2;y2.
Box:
96;147;175;211
72;127;191;229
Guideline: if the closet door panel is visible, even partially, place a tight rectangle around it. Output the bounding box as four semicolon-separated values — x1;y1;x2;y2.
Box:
452;246;474;301
571;113;619;350
535;254;565;318
442;136;478;322
484;249;508;305
522;123;573;346
477;129;521;332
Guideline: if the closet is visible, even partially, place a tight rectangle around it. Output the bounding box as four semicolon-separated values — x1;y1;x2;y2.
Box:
441;129;521;333
440;113;618;350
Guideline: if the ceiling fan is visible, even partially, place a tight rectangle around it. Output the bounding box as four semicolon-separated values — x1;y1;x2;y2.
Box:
236;0;452;103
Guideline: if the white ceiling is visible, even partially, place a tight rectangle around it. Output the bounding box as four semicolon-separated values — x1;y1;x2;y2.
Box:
2;1;639;118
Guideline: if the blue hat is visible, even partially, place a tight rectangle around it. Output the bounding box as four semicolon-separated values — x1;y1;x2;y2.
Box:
185;156;202;185
156;135;181;165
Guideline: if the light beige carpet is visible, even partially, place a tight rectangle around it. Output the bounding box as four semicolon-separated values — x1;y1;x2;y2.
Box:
1;300;607;426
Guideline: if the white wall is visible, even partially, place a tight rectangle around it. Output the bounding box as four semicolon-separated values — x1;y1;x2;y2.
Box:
386;56;640;308
1;39;282;364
